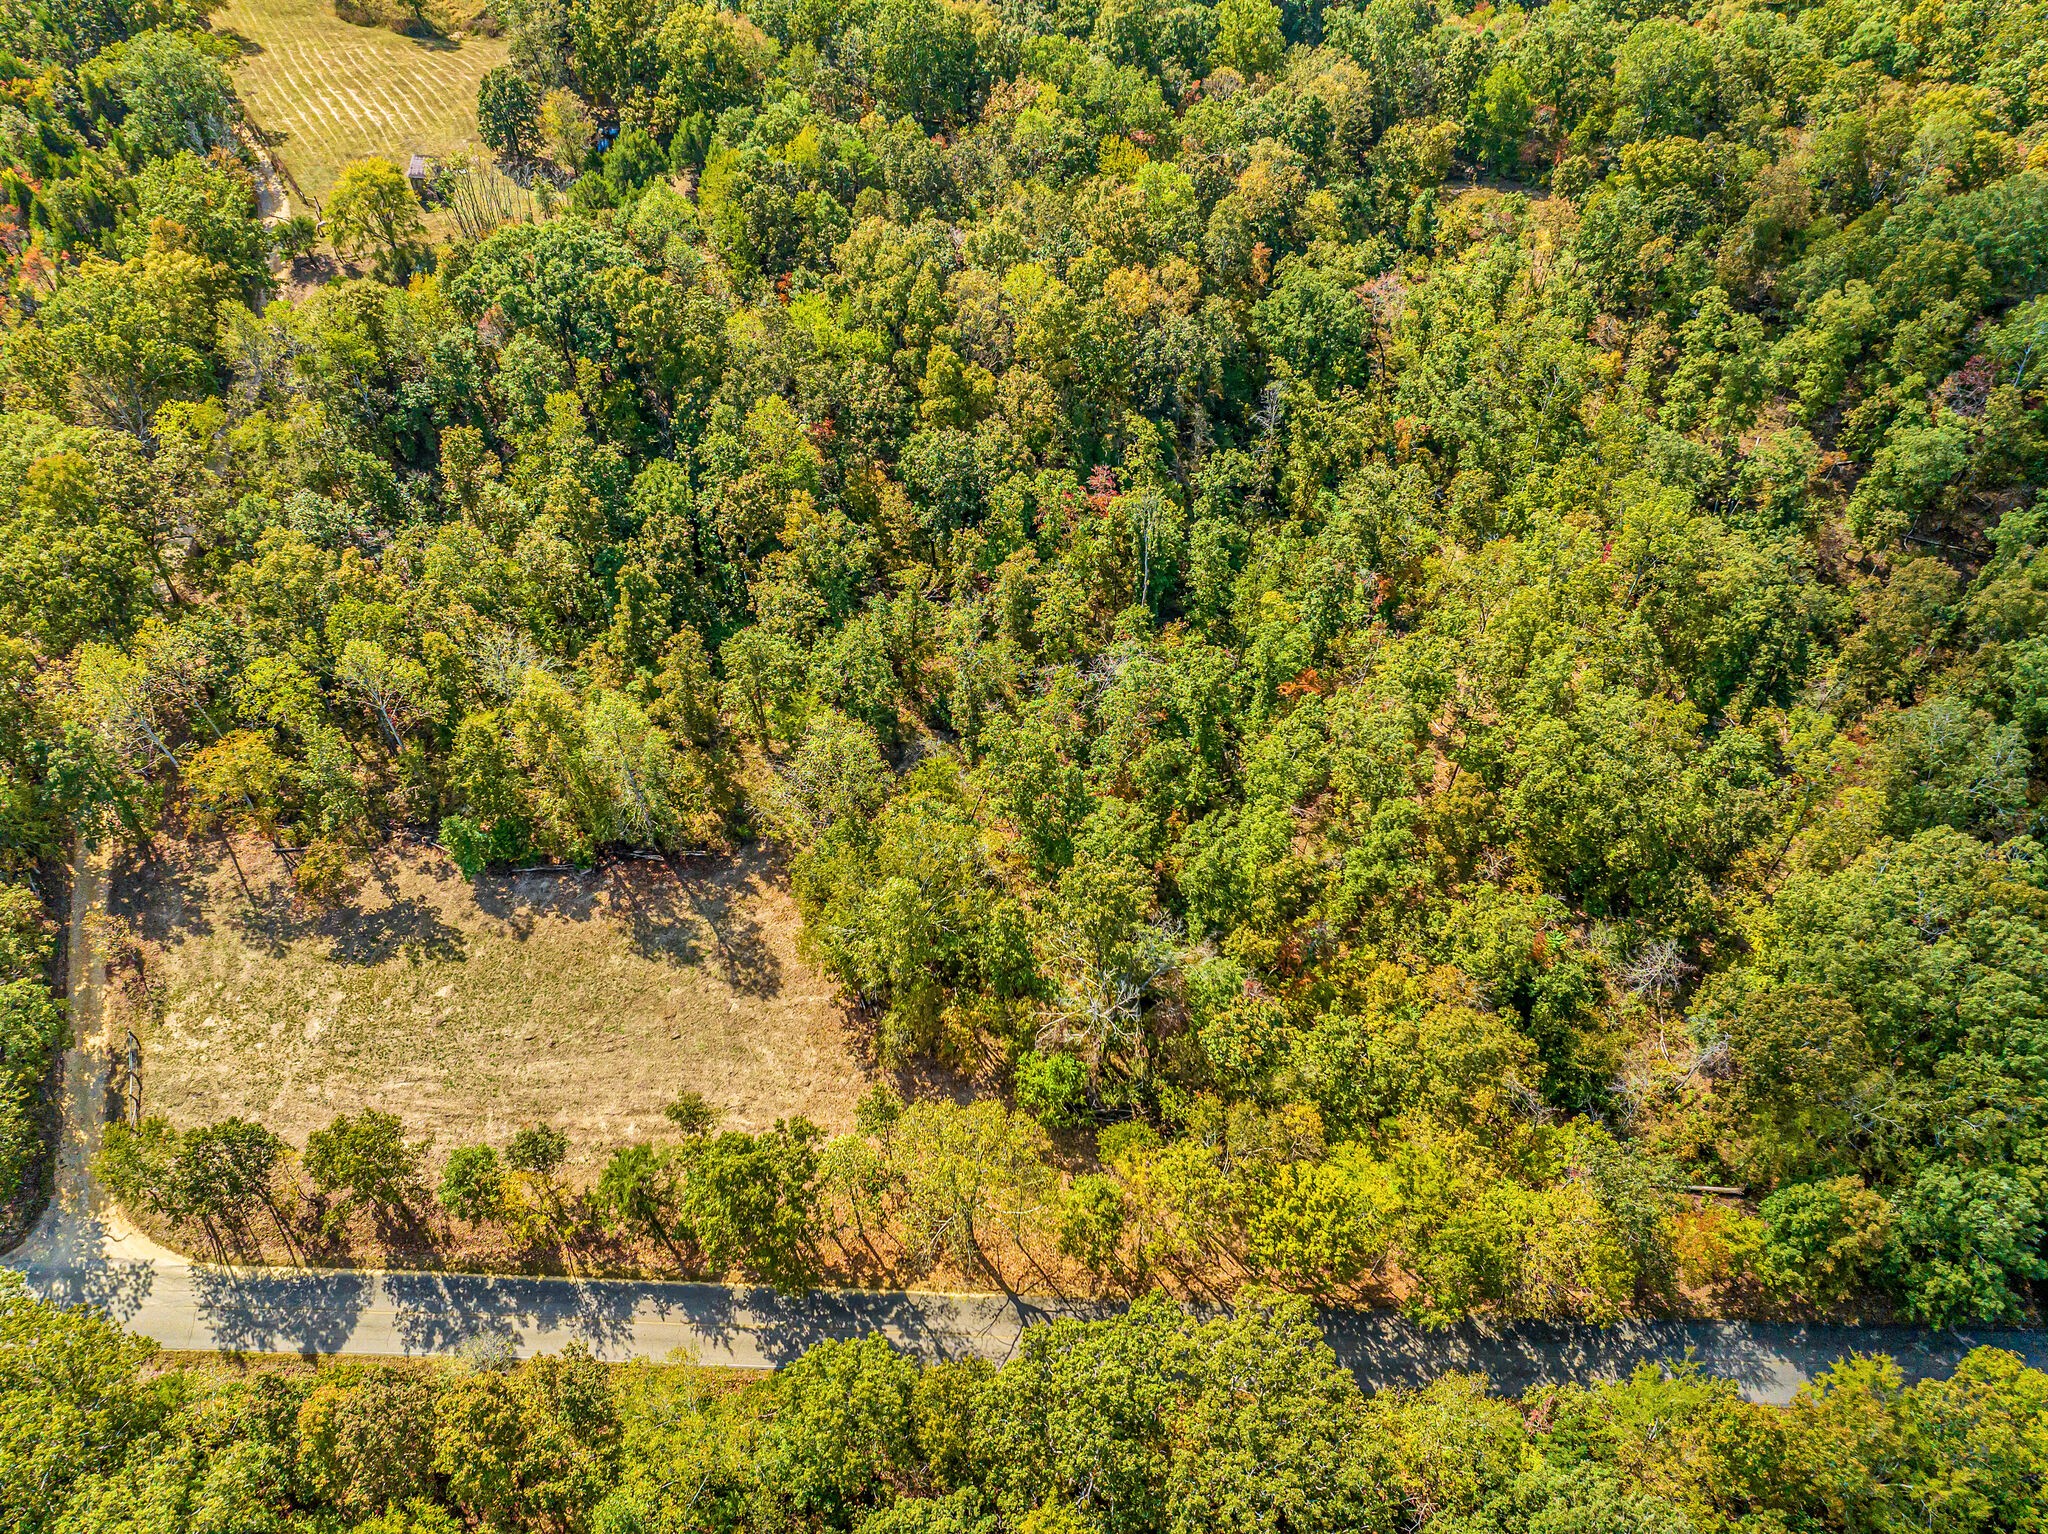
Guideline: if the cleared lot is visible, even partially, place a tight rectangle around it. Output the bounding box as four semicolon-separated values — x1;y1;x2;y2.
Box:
110;839;869;1174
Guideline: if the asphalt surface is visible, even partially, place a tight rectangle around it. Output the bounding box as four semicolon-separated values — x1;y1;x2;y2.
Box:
14;1211;2047;1402
8;848;2045;1401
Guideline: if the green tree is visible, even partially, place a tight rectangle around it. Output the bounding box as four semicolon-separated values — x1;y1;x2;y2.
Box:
0;1271;169;1534
1015;1050;1088;1130
508;1123;575;1234
477;65;541;161
0;980;63;1208
1890;1165;2048;1327
792;772;1033;1067
602;126;668;203
1057;1174;1130;1282
304;1110;426;1233
433;1345;619;1534
1757;1176;1895;1307
867;0;983;126
972;1292;1191;1529
13;250;224;441
0;450;155;655
297;1365;442;1519
538;88;596;169
1719;983;1872;1184
183;730;290;836
1166;1294;1397;1534
594;1143;686;1262
177;1116;294;1256
656;2;778;117
121;151;269;298
93;1115;188;1223
1241;1154;1385;1294
778;711;892;837
756;1335;920;1530
1466;64;1531;176
447;217;638;363
719;626;807;746
82;27;239;161
325;158;429;283
979;675;1093;874
1209;0;1283;78
1610;17;1715;141
889;1100;1056;1276
70;621;209;773
677;1119;824;1292
438;1145;508;1224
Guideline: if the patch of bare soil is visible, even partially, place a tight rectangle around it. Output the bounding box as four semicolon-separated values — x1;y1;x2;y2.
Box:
273;251;343;304
109;837;871;1174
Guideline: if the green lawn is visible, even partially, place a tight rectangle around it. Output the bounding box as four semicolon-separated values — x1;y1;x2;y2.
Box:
215;0;507;210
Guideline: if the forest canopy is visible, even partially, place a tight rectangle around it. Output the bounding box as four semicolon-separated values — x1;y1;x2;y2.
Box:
3;0;2048;1326
3;1273;2048;1534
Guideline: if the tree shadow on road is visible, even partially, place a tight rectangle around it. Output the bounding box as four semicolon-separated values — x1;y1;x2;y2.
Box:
6;1221;158;1322
190;1265;374;1356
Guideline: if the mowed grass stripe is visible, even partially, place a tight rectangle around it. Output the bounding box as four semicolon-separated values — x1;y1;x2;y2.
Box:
215;0;506;207
265;38;465;139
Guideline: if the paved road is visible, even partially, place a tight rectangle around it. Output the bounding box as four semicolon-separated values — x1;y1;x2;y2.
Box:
8;848;2045;1401
15;1214;2046;1402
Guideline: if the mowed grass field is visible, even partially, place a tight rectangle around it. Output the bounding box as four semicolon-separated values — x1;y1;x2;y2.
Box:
214;0;507;208
106;840;871;1177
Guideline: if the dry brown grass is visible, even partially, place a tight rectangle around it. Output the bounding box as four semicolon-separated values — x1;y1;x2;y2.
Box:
109;838;871;1176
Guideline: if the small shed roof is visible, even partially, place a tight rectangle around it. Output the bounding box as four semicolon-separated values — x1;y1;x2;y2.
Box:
407;154;428;180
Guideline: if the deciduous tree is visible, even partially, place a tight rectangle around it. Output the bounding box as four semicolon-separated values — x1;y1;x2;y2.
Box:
325;159;428;283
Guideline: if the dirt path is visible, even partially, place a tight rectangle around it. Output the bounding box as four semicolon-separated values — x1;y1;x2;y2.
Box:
4;839;188;1314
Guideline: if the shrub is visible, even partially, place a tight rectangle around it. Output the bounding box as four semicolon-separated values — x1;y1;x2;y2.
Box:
1057;1174;1129;1279
1096;1120;1160;1167
663;1090;718;1137
1015;1049;1089;1130
1757;1176;1896;1306
437;1145;506;1224
293;839;357;907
